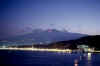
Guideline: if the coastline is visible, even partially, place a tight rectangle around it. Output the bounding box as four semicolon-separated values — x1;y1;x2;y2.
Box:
0;47;100;53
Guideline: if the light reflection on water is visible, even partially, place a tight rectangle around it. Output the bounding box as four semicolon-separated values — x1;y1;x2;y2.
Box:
87;53;92;61
0;50;100;66
74;53;92;66
74;59;78;66
87;53;92;66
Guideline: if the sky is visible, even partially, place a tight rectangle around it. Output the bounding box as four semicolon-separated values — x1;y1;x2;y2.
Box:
0;0;100;39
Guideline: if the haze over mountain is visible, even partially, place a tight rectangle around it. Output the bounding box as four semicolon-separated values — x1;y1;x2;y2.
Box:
4;29;87;44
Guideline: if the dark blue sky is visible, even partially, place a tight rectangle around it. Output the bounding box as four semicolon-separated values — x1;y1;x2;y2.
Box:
0;0;100;39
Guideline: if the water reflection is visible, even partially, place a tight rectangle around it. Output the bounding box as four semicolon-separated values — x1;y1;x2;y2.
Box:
79;56;82;60
81;53;92;66
74;53;92;66
87;53;92;61
87;53;92;66
74;59;78;66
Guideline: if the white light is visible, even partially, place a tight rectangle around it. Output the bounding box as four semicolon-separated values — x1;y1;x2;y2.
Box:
88;53;92;61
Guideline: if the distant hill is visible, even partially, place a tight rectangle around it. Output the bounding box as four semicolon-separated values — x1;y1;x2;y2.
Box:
6;35;100;50
48;35;100;50
6;29;87;44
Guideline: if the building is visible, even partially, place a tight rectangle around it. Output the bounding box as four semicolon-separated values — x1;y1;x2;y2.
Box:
77;45;89;52
77;45;94;52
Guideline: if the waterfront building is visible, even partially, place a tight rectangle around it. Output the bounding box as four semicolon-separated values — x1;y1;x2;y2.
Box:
77;45;89;52
77;45;94;52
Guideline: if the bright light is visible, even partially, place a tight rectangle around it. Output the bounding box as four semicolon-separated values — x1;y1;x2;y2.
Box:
88;53;92;61
0;47;72;53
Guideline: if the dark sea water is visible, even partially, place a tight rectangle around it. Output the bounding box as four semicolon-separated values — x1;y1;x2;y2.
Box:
0;50;100;66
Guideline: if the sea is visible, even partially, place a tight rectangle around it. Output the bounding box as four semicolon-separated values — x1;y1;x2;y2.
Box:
0;50;100;66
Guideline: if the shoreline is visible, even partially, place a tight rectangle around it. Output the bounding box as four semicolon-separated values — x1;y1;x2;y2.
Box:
0;47;100;53
0;48;72;53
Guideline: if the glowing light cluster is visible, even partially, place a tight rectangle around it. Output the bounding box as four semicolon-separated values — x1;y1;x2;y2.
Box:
0;47;72;53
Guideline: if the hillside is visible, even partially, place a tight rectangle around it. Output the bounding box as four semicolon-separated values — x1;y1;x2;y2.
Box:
48;35;100;50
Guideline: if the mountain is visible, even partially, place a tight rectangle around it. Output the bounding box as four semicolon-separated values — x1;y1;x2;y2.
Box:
49;35;100;50
9;35;100;50
5;29;87;44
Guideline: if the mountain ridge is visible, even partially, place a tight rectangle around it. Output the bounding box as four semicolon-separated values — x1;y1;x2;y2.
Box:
1;29;87;44
48;35;100;50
